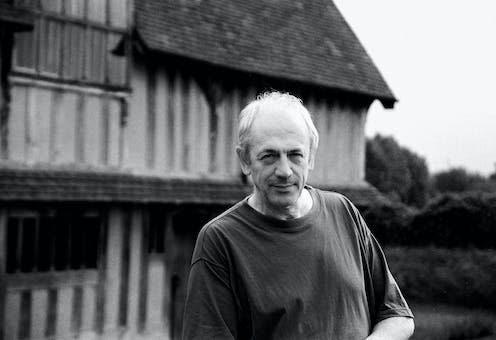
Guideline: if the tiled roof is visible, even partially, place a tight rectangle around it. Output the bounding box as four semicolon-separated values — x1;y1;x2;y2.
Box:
0;168;386;207
0;168;250;205
135;0;396;108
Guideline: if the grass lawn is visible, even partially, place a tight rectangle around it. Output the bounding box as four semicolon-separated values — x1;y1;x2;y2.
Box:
410;302;496;340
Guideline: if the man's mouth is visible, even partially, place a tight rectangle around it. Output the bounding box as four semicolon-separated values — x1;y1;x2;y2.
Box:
272;183;295;189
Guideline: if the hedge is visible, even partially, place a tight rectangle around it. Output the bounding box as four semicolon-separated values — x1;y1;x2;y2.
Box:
385;247;496;310
362;192;496;249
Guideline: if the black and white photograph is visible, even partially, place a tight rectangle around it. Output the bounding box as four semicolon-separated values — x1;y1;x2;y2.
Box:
0;0;495;339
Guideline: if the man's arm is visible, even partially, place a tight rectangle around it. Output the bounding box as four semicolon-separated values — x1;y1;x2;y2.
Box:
366;316;414;340
339;196;414;338
182;225;238;340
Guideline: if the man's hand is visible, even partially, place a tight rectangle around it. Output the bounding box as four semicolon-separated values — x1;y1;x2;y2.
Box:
365;316;414;340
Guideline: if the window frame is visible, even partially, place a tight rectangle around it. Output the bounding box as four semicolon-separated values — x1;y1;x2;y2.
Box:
4;208;103;275
11;0;130;91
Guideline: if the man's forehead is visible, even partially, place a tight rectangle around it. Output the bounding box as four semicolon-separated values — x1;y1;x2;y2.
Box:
252;104;307;131
250;125;310;155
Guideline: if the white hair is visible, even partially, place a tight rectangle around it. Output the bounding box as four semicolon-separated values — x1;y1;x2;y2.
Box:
237;91;319;160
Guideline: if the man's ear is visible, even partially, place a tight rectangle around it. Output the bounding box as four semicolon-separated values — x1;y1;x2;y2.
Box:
236;146;251;175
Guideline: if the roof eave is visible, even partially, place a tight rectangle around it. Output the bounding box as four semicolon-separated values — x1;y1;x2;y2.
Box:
133;34;398;107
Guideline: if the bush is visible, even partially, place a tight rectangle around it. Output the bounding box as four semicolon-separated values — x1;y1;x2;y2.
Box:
409;192;496;249
361;201;416;246
385;247;496;310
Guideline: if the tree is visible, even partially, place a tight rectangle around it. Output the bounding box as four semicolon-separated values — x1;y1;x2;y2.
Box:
489;164;496;182
433;167;486;193
366;134;430;207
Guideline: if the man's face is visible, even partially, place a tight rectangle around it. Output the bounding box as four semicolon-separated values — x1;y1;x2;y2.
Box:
238;105;314;215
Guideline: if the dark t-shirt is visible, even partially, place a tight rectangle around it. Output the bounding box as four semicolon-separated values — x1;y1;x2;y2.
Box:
182;188;413;339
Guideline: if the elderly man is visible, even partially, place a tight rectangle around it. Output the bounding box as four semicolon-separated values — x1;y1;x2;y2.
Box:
182;92;414;339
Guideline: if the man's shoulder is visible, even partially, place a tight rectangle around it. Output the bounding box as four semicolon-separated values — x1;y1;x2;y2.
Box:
311;187;354;209
198;199;247;239
192;200;248;261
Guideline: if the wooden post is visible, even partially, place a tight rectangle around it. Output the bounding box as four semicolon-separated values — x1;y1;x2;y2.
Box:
173;73;183;173
0;209;7;339
125;208;143;337
154;69;168;172
146;65;156;170
230;88;241;177
0;30;14;159
103;208;124;338
30;288;48;339
55;286;74;337
187;79;197;173
80;284;97;338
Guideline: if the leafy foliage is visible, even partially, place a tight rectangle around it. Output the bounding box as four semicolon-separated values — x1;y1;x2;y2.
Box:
409;192;496;249
385;247;496;310
366;134;430;208
362;192;496;249
360;200;415;246
432;167;487;193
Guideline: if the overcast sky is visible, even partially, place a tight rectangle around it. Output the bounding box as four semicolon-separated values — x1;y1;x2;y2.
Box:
334;0;496;176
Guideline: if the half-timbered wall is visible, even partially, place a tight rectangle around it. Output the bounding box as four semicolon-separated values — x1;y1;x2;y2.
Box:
127;62;247;179
11;0;129;87
0;204;208;340
306;96;368;186
127;63;368;185
7;79;125;167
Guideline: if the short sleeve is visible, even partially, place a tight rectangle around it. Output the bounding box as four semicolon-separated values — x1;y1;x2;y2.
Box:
182;225;238;340
339;195;414;324
367;232;414;323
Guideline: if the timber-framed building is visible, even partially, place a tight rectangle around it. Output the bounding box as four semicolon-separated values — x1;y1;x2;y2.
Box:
0;1;394;339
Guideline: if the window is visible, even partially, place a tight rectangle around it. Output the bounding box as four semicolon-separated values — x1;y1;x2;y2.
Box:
6;210;101;273
12;0;129;88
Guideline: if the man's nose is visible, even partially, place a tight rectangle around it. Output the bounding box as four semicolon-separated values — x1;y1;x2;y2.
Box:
274;156;292;178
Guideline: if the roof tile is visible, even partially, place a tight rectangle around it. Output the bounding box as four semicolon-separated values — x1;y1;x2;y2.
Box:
135;0;396;106
0;168;386;207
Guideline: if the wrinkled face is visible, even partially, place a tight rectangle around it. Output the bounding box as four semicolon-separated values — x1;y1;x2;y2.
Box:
238;105;315;215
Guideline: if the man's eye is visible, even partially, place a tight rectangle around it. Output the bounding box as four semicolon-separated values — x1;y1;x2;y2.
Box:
289;153;303;159
260;154;274;160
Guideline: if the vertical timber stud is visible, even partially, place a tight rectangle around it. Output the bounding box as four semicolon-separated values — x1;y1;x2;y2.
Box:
126;208;143;337
163;213;174;338
138;208;149;333
197;76;225;175
118;209;131;331
146;65;156;170
95;209;108;336
118;97;129;167
0;209;6;340
0;29;14;159
173;74;183;173
103;208;124;339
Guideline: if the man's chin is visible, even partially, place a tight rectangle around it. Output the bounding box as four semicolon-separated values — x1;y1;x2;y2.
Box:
268;193;299;208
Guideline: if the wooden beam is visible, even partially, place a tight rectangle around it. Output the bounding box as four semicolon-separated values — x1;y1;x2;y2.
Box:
146;65;156;169
3;291;21;339
30;288;48;339
173;74;183;173
5;270;98;290
154;69;168;172
102;208;123;337
126;208;143;336
0;209;6;340
55;286;74;337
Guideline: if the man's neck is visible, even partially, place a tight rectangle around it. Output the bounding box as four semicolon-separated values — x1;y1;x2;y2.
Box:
248;188;313;220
